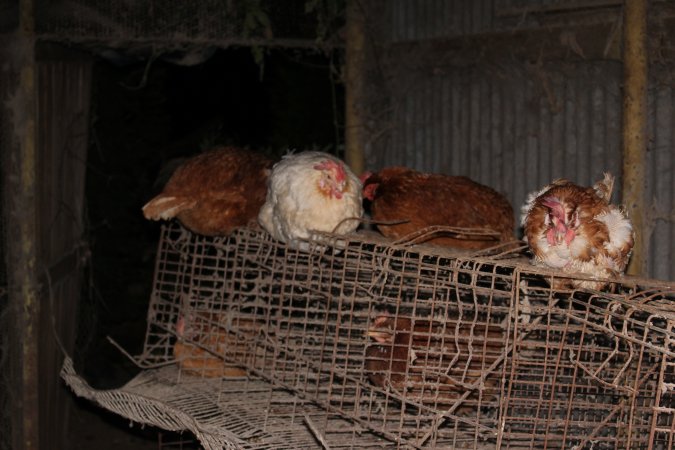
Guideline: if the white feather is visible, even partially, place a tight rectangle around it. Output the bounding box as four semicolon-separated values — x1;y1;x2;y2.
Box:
258;151;363;248
520;184;552;226
597;207;633;254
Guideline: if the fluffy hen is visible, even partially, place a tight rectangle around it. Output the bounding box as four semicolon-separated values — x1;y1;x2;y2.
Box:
521;173;634;290
142;146;273;236
362;167;515;249
258;151;363;247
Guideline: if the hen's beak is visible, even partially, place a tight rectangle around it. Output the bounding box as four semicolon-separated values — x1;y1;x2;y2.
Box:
331;180;346;199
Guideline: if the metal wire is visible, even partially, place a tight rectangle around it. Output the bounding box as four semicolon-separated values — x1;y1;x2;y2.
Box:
128;222;675;449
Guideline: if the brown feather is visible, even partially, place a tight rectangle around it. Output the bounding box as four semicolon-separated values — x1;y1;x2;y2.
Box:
363;167;515;249
174;312;262;378
365;315;505;409
142;146;274;236
522;174;634;290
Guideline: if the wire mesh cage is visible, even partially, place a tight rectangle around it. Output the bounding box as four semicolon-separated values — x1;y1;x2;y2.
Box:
129;222;674;449
34;0;331;48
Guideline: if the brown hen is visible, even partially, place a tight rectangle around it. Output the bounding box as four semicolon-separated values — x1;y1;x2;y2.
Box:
521;173;634;290
364;315;506;410
174;311;262;378
143;146;274;236
362;167;515;249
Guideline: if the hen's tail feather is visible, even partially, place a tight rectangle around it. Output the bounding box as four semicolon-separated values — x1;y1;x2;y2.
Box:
593;172;615;203
142;195;196;220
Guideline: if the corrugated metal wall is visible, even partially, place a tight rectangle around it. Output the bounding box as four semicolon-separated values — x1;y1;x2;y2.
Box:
366;1;674;281
389;0;493;41
387;0;621;42
0;35;18;450
0;41;91;450
36;56;91;449
646;80;675;281
368;61;623;203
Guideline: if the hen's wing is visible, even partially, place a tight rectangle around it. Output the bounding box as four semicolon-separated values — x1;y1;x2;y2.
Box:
142;195;196;220
592;172;614;203
368;169;515;249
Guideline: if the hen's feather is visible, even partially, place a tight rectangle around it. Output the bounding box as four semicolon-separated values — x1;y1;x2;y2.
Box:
365;315;505;409
258;151;363;247
362;167;515;249
521;173;634;290
142;196;197;220
174;312;262;378
142;146;273;236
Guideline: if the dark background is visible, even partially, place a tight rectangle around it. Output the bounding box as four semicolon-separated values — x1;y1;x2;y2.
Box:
79;47;343;388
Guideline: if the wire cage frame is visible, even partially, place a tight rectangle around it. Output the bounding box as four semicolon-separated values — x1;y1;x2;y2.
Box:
122;222;674;449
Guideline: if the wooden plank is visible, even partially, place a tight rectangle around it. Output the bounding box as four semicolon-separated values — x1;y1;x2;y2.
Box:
622;0;648;276
6;0;40;448
344;0;367;175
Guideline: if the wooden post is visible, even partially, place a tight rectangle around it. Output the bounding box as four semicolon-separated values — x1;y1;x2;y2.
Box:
344;0;366;175
622;0;648;276
7;0;40;448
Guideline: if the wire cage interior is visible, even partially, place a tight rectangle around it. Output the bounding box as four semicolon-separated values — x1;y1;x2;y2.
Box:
129;222;674;449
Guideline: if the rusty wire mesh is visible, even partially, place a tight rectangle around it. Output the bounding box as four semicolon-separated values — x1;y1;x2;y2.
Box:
61;356;388;450
122;222;675;449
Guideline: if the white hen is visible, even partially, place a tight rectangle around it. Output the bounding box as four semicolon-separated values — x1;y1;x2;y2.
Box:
258;151;363;248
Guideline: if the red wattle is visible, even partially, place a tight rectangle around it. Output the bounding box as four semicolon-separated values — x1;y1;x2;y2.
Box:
564;228;575;245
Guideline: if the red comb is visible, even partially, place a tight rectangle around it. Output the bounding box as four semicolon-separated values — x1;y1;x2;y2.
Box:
541;196;566;220
359;171;373;184
314;159;346;182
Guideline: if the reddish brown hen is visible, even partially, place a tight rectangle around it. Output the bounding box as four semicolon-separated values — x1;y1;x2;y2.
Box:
364;315;506;410
521;173;634;290
143;146;274;236
174;311;262;378
361;167;515;249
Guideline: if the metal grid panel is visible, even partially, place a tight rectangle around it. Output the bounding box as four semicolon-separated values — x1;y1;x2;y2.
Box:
138;222;675;449
61;358;390;450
